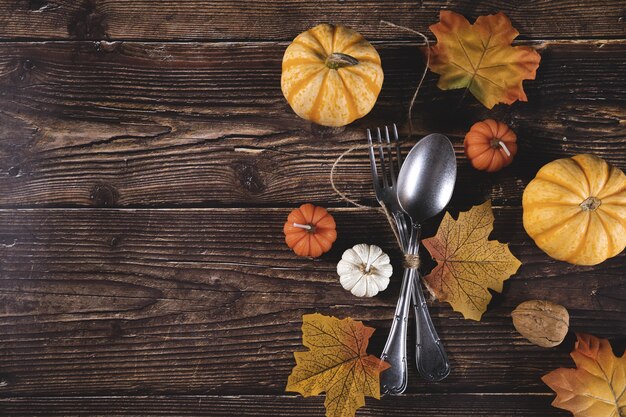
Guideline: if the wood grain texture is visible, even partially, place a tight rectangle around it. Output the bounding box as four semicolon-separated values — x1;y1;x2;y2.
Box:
0;208;624;396
0;0;625;41
0;394;568;416
1;1;626;414
0;41;624;207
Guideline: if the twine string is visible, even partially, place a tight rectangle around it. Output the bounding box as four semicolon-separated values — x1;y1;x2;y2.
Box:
328;144;402;250
329;144;371;210
403;254;421;269
379;20;430;139
379;201;405;253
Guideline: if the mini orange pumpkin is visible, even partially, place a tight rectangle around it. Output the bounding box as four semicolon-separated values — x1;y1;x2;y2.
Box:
284;203;337;257
464;119;517;172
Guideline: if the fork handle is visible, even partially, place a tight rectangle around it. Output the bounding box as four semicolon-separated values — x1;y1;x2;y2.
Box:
380;221;419;395
380;264;412;395
392;212;409;249
411;272;451;381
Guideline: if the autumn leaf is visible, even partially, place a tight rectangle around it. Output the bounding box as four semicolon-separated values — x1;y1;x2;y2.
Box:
543;334;626;417
286;313;390;417
421;200;522;321
428;11;541;109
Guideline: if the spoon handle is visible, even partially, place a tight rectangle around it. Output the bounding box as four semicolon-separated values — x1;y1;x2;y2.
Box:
411;271;451;381
379;265;412;395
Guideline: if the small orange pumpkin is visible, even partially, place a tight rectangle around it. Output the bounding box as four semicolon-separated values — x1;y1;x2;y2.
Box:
464;119;517;172
284;203;337;257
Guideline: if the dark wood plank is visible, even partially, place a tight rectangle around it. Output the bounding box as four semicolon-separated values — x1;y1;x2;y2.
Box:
0;394;568;416
0;41;624;208
0;0;625;41
1;208;624;396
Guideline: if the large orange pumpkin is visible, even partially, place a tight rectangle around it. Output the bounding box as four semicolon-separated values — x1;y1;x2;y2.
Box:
522;154;626;265
281;24;384;127
284;203;337;257
464;119;517;172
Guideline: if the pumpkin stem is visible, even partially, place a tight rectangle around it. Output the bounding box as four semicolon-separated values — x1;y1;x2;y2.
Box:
491;138;512;158
325;53;359;69
580;196;602;211
293;222;315;232
364;258;373;273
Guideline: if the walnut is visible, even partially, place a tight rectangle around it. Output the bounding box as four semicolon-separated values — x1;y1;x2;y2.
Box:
511;300;569;348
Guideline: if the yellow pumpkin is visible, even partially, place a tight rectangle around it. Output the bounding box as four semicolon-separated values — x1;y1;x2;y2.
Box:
522;154;626;265
281;24;384;127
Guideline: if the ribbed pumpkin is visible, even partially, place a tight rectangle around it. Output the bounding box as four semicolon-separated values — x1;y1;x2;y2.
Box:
284;203;337;258
281;24;384;127
522;154;626;265
464;119;517;172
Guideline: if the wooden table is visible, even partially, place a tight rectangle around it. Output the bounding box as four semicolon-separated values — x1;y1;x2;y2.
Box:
0;1;624;416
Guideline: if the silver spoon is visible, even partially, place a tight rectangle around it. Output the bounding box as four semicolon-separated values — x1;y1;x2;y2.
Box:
380;133;456;393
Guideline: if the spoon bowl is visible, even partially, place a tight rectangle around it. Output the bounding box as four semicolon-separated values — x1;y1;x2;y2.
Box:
397;133;457;222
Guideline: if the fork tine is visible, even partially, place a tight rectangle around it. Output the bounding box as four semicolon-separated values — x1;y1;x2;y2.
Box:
376;128;389;187
366;129;380;192
384;126;396;185
392;124;402;169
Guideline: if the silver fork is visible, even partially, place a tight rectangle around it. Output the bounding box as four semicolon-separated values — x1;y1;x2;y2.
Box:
368;125;412;394
367;125;410;250
368;125;450;394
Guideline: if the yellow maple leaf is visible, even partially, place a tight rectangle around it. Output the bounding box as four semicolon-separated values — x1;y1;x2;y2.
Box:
421;200;522;321
428;11;541;109
543;334;626;417
286;313;390;417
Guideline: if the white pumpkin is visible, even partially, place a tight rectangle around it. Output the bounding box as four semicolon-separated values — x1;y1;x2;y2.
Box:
337;244;392;297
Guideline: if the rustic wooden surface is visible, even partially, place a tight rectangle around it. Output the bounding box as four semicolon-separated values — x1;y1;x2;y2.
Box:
0;1;624;416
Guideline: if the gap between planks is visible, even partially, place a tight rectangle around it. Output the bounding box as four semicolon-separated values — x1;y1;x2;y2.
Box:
0;38;623;45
